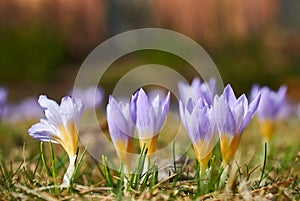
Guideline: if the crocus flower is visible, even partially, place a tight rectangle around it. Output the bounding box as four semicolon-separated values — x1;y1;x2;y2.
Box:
107;95;136;171
70;86;103;110
296;104;300;119
214;85;260;167
250;84;287;142
179;98;216;176
136;88;170;155
0;87;8;119
178;77;216;106
28;95;83;186
4;97;43;123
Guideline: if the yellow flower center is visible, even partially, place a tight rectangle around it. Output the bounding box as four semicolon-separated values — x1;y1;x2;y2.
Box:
220;134;240;167
259;119;275;143
192;140;213;176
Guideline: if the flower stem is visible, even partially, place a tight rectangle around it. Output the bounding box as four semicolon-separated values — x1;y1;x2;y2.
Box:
62;155;77;187
258;142;267;187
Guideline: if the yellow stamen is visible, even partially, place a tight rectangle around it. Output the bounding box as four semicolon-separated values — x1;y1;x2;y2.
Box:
259;119;275;143
220;134;240;167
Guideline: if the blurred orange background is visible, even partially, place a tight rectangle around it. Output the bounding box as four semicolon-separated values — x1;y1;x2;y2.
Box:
0;0;299;101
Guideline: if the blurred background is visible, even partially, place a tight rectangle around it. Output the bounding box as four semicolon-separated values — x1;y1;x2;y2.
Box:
0;0;299;101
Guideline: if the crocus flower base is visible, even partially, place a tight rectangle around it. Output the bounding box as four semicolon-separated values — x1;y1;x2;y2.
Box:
62;154;77;187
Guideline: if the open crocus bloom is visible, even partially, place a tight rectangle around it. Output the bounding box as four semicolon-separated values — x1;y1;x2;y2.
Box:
214;85;260;167
28;95;83;186
136;88;170;155
0;87;8;119
250;84;288;142
178;77;216;106
107;95;136;171
179;98;216;176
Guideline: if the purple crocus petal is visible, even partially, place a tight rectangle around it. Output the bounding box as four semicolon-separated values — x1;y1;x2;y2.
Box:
178;77;217;107
250;84;261;101
197;78;216;105
72;98;84;124
0;87;8;118
107;102;128;143
0;87;7;103
239;93;261;133
257;90;274;119
129;92;138;125
276;85;287;101
186;98;195;114
197;105;210;139
223;84;237;106
191;77;201;90
277;100;292;119
60;96;84;127
178;81;197;106
179;100;194;142
223;103;236;135
121;103;136;136
272;85;287;113
232;94;247;131
71;86;103;109
208;78;217;97
108;96;131;135
136;88;156;137
152;95;164;133
154;92;170;133
213;95;236;135
86;87;104;108
28;118;59;143
204;107;216;141
184;100;199;143
179;100;188;131
162;91;171;114
38;95;62;127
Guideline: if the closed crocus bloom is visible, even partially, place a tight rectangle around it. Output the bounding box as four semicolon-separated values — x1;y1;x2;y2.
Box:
107;95;136;171
214;85;260;167
0;87;8;119
71;86;104;110
179;98;216;176
250;85;287;142
178;77;216;106
28;95;83;186
136;88;170;155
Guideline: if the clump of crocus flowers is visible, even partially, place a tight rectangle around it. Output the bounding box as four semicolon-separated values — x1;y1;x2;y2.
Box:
178;78;261;172
27;77;295;187
107;88;170;172
178;78;217;176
